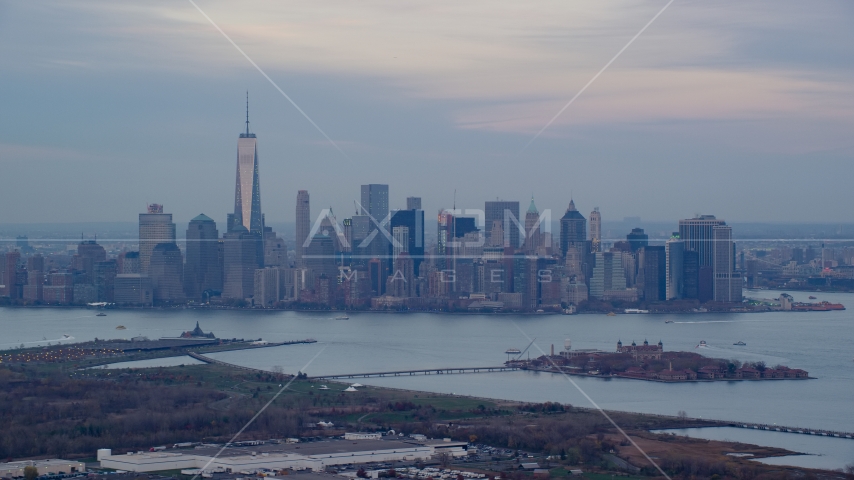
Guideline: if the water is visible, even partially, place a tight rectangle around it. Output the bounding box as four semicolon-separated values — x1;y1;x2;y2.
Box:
86;355;204;369
652;427;854;471
1;289;851;434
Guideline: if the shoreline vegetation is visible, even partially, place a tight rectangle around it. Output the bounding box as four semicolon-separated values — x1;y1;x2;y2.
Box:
1;343;846;480
5;342;845;480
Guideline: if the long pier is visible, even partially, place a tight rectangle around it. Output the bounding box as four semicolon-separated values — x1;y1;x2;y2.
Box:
721;421;854;440
312;366;518;380
188;352;287;376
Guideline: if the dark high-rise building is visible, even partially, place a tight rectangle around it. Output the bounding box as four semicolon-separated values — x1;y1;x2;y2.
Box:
641;246;666;301
454;217;478;238
233;95;263;235
2;251;22;299
304;234;338;290
184;214;222;300
295;190;310;267
149;243;184;304
560;199;586;258
682;250;699;299
390;208;425;276
678;215;726;268
485;200;520;248
94;260;117;302
73;240;107;285
626;228;648;253
222;226;258;300
406;197;422;210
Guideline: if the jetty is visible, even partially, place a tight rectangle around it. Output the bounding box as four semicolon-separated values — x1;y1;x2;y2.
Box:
312;366;518;380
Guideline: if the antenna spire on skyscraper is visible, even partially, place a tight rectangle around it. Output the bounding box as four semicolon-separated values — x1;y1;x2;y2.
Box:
245;91;250;135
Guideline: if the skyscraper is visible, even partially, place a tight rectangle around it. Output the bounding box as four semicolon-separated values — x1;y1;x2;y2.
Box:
713;225;741;302
406;197;422;210
222;226;258;300
149;243;184;304
665;235;684;300
560;199;587;258
360;184;389;221
139;204;176;274
626;228;648;253
485;200;520;249
524;197;543;254
233;95;263;234
184;214;222;301
295;190;310;267
589;207;601;252
678;215;726;268
641;246;666;302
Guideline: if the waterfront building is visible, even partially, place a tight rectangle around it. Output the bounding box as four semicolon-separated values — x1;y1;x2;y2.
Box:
626;228;648;253
184;214;222;301
1;250;22;299
713;225;742;302
233;96;263;235
94;260;117;302
43;272;73;304
678;215;726;268
665;235;684;300
590;251;627;299
113;274;153;306
560;199;587;258
295;190;311;267
118;251;140;274
485;200;521;248
254;267;282;307
139;204;176;274
388;252;415;298
149;243;185;304
641;245;666;301
589;207;601;252
72;240;106;284
682;250;700;299
222;226;258;300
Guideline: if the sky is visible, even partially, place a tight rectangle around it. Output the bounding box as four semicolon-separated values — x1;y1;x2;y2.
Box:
1;0;853;227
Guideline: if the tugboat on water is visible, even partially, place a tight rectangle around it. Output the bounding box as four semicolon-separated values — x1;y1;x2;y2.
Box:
809;295;817;299
697;340;707;348
733;341;747;346
96;312;107;317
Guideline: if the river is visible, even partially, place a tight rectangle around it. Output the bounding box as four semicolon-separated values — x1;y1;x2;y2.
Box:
2;289;851;439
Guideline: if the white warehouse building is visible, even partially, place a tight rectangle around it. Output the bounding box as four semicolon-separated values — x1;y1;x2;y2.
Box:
98;438;466;473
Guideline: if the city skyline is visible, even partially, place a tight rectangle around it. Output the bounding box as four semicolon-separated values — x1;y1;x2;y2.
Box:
3;1;854;224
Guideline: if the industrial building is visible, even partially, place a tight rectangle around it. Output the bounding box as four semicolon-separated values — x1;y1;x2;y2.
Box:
0;459;86;477
98;437;467;473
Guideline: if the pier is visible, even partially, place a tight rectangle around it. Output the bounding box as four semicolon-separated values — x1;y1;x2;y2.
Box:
187;352;284;376
722;421;854;440
312;366;518;380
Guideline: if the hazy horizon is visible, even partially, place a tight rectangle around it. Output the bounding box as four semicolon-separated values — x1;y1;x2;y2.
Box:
2;1;853;224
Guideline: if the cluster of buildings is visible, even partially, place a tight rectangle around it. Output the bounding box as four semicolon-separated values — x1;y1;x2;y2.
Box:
0;108;744;312
518;340;808;382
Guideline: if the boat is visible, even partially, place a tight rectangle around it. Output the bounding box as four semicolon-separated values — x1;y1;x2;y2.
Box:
665;320;674;324
334;315;349;320
809;295;817;299
96;312;107;317
606;312;617;317
733;341;746;346
697;340;707;348
116;325;126;330
505;348;521;355
624;309;649;314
